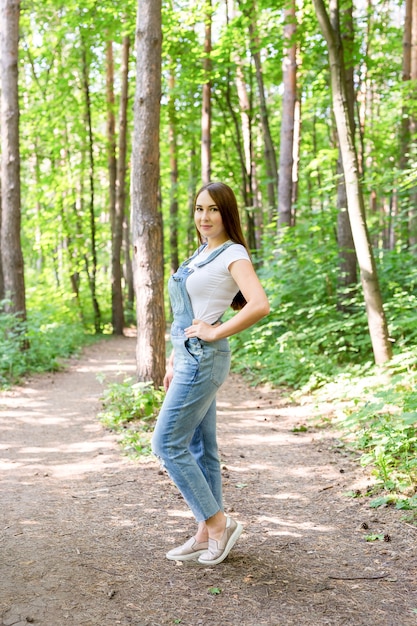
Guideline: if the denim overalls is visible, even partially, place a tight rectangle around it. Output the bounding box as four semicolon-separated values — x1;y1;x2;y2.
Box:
152;242;234;522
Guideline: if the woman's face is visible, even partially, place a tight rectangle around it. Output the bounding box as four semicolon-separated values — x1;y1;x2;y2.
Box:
194;189;228;247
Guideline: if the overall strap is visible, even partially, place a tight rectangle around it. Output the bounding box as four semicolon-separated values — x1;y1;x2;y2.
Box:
194;240;235;268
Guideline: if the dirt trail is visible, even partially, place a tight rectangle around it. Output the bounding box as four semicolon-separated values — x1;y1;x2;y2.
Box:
0;336;416;626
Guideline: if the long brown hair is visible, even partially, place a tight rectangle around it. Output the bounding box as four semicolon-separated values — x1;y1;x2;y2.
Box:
194;181;249;310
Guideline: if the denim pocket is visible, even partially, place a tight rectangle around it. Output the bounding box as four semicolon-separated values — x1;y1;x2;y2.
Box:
210;349;231;387
185;337;203;362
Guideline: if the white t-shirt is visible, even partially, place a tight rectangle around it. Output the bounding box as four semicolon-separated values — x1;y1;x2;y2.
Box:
186;243;250;324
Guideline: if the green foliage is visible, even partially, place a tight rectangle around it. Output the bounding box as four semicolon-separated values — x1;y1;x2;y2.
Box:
231;218;371;389
0;297;90;387
98;378;164;457
364;534;385;542
207;587;222;595
227;216;417;504
335;356;417;494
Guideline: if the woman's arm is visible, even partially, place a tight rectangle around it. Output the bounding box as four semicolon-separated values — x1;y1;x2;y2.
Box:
184;259;270;342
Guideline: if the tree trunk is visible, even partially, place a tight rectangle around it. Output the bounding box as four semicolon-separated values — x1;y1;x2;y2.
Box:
334;0;357;304
81;41;101;333
337;155;357;301
291;97;301;219
201;1;212;184
0;0;26;318
187;140;198;254
131;0;166;387
106;40;124;335
123;209;135;318
398;0;412;246
247;8;278;213
168;68;179;274
277;0;297;229
117;35;131;323
313;0;392;364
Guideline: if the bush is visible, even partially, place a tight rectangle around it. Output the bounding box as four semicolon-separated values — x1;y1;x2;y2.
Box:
98;378;164;457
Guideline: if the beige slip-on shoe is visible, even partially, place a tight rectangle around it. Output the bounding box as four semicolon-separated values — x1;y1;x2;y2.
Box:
166;537;209;561
197;517;243;566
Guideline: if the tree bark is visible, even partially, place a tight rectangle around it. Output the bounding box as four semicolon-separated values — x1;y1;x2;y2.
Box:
0;0;26;318
131;0;166;387
117;35;132;322
106;40;125;335
278;0;297;229
313;0;392;364
334;0;357;304
398;0;412;246
81;41;101;333
168;68;179;275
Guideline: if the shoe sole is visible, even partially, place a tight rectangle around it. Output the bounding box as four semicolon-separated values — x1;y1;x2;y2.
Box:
198;522;243;566
166;549;206;562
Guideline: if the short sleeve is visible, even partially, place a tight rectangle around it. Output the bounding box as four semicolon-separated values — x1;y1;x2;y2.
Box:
222;244;251;271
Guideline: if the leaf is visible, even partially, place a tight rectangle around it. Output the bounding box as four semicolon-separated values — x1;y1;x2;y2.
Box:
369;495;397;508
208;587;222;595
364;534;385;542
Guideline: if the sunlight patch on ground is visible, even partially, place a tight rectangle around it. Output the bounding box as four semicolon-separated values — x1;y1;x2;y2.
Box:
167;509;194;520
20;416;71;426
0;460;23;471
262;493;304;501
48;460;113;479
75;361;135;375
257;514;335;534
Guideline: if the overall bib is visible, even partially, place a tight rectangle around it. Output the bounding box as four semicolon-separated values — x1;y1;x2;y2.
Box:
152;242;234;522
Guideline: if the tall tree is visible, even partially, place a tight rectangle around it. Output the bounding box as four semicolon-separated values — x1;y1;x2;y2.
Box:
277;0;297;229
0;0;26;317
168;67;179;275
313;0;392;364
117;35;133;320
106;39;125;335
248;8;278;212
131;0;165;386
228;0;257;249
399;0;412;247
81;37;101;332
335;0;357;305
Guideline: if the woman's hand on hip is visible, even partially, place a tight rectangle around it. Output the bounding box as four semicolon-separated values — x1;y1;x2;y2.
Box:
185;319;219;342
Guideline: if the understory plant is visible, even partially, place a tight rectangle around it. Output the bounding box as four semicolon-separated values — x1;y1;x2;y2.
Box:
0;297;89;387
98;377;164;457
230;227;417;509
318;348;417;509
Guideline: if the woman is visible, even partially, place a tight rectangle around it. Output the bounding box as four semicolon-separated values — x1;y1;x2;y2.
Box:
152;181;270;566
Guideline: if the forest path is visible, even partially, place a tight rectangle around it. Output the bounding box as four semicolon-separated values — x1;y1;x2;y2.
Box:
0;336;415;626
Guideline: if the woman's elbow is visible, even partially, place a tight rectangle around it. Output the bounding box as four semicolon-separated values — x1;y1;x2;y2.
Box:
252;297;270;320
260;298;270;318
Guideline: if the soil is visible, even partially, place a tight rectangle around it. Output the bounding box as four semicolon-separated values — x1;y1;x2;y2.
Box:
0;335;416;626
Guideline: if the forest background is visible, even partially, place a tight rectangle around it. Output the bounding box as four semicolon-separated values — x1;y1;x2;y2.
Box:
1;0;417;512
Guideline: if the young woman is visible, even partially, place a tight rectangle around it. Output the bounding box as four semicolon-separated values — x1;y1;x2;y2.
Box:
152;181;270;566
